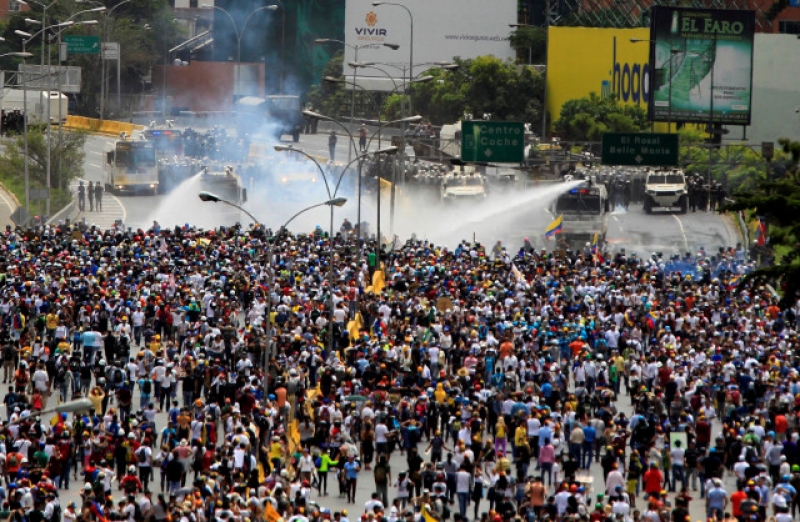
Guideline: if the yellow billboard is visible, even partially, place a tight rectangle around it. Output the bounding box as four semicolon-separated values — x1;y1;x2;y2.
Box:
546;27;652;130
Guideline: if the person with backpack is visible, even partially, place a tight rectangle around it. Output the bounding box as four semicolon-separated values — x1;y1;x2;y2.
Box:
56;362;74;403
135;442;153;491
374;454;392;507
138;375;153;410
120;464;143;495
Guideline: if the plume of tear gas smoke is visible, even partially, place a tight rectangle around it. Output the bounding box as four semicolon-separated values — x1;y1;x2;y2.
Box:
356;179;584;249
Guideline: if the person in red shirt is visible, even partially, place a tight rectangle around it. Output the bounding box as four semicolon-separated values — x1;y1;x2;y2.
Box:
696;415;712;448
643;463;665;499
730;484;747;519
120;465;143;494
589;502;606;522
774;414;788;441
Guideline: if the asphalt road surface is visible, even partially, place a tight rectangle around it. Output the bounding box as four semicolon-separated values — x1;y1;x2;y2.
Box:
23;372;738;521
82;134;740;253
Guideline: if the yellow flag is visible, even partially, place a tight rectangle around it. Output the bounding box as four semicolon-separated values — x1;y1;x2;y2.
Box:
421;504;438;522
265;501;281;522
371;269;385;295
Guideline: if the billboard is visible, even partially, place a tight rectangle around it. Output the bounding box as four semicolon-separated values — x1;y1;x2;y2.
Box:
746;34;800;144
546;27;653;131
649;7;755;125
344;0;516;92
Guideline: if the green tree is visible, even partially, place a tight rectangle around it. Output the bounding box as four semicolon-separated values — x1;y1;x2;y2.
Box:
405;56;545;127
0;1;183;118
723;139;800;307
0;128;86;215
309;54;545;128
554;93;648;141
305;51;386;120
509;26;547;64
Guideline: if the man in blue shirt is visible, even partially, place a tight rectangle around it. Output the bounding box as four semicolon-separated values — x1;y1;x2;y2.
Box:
538;421;553;451
343;454;360;503
582;422;597;469
706;478;728;520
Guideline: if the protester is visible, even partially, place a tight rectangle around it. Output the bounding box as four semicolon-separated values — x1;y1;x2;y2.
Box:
0;218;778;522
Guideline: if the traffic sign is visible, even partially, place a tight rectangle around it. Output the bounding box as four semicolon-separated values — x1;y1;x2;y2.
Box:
461;121;524;163
10;207;29;226
64;35;100;55
29;189;49;200
601;132;679;166
102;42;120;60
762;141;774;161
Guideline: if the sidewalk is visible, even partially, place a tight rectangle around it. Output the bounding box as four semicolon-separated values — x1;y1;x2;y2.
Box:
74;191;126;230
0;182;19;228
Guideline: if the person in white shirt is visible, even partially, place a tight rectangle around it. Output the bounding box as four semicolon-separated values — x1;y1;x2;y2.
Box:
298;449;315;481
32;363;50;393
455;467;472;518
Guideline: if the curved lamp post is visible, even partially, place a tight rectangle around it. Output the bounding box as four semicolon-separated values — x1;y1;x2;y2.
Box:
198;191;347;389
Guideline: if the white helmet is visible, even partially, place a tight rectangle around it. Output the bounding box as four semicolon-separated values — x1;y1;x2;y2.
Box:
128;465;136;473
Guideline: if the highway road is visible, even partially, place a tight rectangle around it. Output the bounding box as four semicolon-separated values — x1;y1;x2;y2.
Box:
66;133;743;519
83;133;740;253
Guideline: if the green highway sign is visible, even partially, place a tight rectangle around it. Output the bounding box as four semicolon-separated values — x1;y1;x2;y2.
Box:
64;35;100;55
461;121;524;163
601;132;679;166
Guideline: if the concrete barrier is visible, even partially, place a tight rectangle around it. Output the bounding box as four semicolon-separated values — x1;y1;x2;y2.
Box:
63;115;144;137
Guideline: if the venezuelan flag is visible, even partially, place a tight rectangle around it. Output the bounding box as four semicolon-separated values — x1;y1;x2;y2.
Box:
545;215;563;239
591;233;605;264
646;311;659;330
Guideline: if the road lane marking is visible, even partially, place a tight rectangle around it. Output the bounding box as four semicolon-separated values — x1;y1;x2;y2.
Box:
89;163;102;168
672;214;689;252
0;183;16;212
108;193;127;225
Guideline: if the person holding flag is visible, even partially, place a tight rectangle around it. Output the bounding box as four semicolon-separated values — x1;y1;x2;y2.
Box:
591;233;605;265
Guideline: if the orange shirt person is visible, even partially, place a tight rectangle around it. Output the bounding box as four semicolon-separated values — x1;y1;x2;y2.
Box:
730;486;747;518
275;386;287;409
499;339;513;359
6;451;25;479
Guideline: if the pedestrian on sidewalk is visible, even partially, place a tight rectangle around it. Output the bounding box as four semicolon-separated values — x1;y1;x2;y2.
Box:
88;181;95;211
95;181;104;211
77;181;85;211
329;131;337;162
359;124;367;152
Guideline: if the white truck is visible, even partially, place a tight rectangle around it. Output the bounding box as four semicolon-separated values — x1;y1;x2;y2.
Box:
441;171;487;202
0;89;68;124
643;169;688;214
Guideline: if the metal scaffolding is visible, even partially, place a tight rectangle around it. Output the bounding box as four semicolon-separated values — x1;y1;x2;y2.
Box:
546;0;773;31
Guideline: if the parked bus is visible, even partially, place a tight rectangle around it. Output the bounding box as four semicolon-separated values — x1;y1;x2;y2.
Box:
104;135;158;194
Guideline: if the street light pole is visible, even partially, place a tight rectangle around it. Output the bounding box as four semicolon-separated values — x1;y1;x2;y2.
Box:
18;18;74;219
302;110;421;247
201;4;277;103
54;14;101;193
78;0;129;120
372;2;414;238
274;145;397;353
10;42;34;218
199;191;347;390
316;39;398;163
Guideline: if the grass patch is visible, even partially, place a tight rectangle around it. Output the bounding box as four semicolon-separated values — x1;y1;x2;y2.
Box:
0;172;71;220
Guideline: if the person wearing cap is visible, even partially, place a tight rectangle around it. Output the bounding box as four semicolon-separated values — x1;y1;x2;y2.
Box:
317;448;339;497
374;454;392;507
344;454;361;503
643;463;664;500
707;478;729;520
